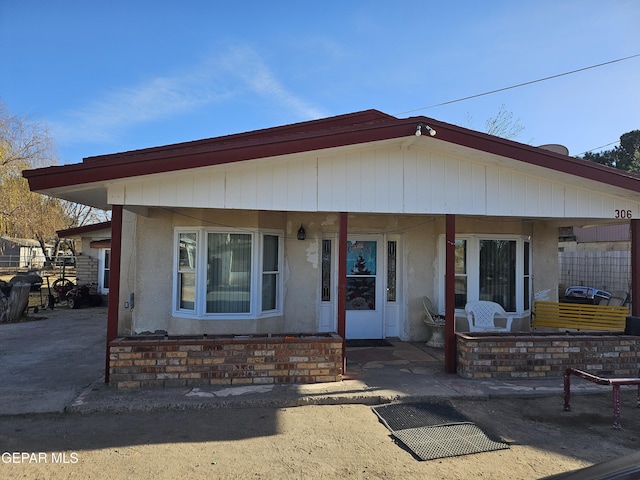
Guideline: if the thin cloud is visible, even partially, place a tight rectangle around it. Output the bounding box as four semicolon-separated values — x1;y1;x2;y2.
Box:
50;46;326;146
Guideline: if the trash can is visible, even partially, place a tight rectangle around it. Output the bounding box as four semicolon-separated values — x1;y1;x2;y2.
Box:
625;316;640;335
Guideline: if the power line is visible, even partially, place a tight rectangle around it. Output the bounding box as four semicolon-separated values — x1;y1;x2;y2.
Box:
395;53;640;116
577;141;620;157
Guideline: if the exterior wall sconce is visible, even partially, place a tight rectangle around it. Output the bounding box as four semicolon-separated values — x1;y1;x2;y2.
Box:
297;224;306;240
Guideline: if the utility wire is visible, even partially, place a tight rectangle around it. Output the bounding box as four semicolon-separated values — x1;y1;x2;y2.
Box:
576;141;620;157
395;53;640;116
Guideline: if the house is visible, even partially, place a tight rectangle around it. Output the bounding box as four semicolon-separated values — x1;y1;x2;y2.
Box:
57;221;112;300
23;110;640;387
0;236;46;270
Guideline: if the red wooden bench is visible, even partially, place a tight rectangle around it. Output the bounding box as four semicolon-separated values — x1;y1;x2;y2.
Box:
563;368;640;429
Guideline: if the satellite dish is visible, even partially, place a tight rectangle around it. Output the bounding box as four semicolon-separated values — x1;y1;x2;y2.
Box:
538;144;569;156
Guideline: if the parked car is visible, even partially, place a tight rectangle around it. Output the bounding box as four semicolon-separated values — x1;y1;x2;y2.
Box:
562;286;611;304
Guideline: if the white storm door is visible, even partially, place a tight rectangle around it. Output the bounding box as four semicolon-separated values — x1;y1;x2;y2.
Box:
345;237;384;339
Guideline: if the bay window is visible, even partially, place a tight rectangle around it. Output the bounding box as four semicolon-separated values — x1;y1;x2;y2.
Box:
174;228;283;318
443;235;531;313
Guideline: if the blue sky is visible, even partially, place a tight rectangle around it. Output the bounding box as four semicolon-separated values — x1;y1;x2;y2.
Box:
1;1;639;164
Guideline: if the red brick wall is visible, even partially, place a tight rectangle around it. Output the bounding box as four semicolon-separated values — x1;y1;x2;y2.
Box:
109;334;343;389
457;332;640;379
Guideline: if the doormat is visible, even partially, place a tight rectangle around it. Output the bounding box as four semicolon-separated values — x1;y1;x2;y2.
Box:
372;402;509;461
346;339;393;348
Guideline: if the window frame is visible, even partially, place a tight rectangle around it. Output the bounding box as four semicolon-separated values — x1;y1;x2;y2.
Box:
173;227;284;319
439;234;531;315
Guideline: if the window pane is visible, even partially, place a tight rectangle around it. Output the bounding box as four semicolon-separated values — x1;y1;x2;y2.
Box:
346;241;376;310
454;240;467;308
207;233;251;313
387;241;397;302
179;273;195;310
455;240;466;274
262;273;277;310
347;241;377;275
321;239;331;302
346;278;376;310
178;234;196;311
455;277;467;308
103;250;110;289
479;240;516;311
262;235;278;272
262;235;279;311
524;241;530;310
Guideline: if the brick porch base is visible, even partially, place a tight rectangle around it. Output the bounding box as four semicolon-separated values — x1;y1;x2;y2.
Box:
457;332;640;379
109;333;343;389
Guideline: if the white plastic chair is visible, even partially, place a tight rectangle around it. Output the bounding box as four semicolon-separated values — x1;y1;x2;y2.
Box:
465;301;513;332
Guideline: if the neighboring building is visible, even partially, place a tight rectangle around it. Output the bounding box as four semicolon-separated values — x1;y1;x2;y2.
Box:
23;110;640;383
0;236;46;270
57;222;112;298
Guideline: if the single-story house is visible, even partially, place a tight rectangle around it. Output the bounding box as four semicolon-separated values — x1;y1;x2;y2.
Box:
0;236;46;270
57;221;112;298
23;110;640;386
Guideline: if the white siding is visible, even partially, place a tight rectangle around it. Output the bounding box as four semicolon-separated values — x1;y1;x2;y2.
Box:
108;144;640;220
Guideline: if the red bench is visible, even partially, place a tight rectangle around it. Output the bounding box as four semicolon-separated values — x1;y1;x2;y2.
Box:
563;368;640;429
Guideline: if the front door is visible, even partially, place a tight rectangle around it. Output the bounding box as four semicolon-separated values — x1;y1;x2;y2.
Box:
346;237;384;339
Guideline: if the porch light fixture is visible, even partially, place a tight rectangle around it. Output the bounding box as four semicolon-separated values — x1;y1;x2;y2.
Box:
297;224;306;240
415;123;436;137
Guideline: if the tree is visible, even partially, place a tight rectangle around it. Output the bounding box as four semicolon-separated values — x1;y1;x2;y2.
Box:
484;104;525;139
465;104;526;140
582;130;640;173
0;102;108;265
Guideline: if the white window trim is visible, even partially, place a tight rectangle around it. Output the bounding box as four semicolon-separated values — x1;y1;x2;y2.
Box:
173;227;284;320
438;234;531;315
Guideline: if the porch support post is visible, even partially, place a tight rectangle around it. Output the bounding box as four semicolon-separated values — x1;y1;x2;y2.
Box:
338;212;348;372
445;214;456;373
632;219;640;316
105;205;123;383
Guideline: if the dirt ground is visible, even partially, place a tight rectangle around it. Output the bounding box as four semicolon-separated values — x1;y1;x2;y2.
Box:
1;390;639;479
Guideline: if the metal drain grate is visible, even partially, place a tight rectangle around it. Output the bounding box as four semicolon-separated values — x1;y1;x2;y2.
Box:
373;402;509;461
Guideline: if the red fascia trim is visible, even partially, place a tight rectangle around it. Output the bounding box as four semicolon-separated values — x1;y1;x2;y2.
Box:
24;110;640;194
24;115;414;191
438;124;640;191
57;221;112;238
89;239;111;248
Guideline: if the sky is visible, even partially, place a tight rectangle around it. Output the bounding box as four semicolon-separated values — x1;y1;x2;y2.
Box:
1;1;639;165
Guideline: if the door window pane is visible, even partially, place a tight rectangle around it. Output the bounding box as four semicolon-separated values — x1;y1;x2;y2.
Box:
346;241;377;310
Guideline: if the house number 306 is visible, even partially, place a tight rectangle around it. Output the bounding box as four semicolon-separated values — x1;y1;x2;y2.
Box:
615;209;633;218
